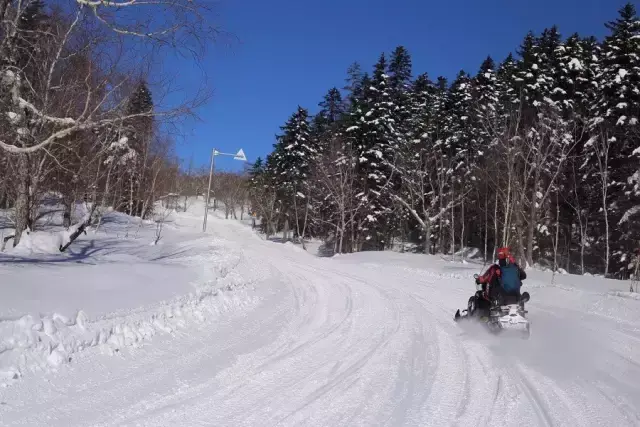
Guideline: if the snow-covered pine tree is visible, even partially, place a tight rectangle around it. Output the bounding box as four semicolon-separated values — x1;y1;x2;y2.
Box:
353;53;402;249
444;70;475;256
388;46;413;138
311;87;345;153
308;87;348;240
271;106;315;240
538;26;564;110
472;56;500;145
592;3;640;274
343;62;364;108
470;57;501;255
387;46;414;247
554;33;602;272
496;53;520;118
426;76;451;252
395;73;434;252
122;80;154;216
406;73;435;146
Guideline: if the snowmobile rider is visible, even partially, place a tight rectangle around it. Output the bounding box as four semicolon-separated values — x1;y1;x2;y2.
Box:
471;247;528;318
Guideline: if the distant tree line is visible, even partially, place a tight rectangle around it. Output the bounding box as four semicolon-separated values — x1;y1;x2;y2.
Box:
249;3;640;278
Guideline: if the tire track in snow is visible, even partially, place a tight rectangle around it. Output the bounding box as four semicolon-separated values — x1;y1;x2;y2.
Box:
3;217;640;426
266;264;405;426
306;267;443;426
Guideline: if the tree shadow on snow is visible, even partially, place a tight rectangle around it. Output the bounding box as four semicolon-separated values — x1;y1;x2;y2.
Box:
0;240;109;266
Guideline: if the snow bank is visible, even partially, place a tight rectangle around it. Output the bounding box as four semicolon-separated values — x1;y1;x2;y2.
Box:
0;276;259;388
0;200;268;388
608;291;640;300
3;224;88;255
4;228;65;255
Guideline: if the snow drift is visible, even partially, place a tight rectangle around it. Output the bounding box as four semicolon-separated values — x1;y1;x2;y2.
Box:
0;201;267;387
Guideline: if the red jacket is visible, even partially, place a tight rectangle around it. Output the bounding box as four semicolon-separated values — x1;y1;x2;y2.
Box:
478;264;502;287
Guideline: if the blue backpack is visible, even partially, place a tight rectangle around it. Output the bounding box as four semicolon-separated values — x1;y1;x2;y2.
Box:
500;264;522;294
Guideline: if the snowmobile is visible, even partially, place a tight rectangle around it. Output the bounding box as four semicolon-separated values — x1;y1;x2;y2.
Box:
454;274;531;339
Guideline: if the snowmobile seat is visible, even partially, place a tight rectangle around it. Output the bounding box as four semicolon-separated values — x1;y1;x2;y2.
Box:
502;294;520;305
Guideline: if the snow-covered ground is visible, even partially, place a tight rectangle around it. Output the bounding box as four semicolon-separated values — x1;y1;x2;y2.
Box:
1;199;639;426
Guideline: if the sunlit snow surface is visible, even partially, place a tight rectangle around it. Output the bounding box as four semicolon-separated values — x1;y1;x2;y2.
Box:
0;199;639;426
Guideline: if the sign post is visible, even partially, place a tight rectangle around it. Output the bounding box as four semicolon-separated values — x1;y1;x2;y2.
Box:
203;148;248;232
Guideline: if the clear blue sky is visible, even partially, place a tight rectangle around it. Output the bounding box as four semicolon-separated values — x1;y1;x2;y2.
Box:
168;0;639;172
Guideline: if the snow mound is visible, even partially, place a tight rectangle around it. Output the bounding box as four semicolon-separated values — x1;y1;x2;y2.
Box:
0;270;259;388
453;246;482;259
5;225;86;255
0;199;268;388
608;291;640;300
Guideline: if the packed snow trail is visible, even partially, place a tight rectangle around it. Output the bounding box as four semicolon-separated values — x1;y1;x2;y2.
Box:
1;214;639;426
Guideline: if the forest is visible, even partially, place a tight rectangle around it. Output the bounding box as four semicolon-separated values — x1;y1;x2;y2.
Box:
248;3;640;279
0;0;220;248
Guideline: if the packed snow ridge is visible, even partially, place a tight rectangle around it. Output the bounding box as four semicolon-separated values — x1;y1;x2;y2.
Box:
0;200;264;387
0;276;259;387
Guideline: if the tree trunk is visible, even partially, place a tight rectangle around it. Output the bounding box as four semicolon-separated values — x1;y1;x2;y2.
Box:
602;184;610;277
339;209;346;254
553;192;560;272
283;217;289;241
0;176;7;209
450;185;455;257
565;216;572;273
438;196;444;254
493;191;498;260
581;216;587;275
423;220;431;255
128;175;134;216
63;201;72;229
460;195;465;261
516;207;526;266
299;199;310;250
12;154;30;247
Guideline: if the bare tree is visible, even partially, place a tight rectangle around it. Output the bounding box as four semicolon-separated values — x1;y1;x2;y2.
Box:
311;137;363;254
394;138;467;255
585;127;612;276
0;0;216;245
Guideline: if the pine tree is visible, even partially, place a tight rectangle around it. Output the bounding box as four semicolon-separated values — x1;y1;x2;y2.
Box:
538;26;564;110
343;62;364;107
312;87;345;143
496;53;520;115
272;106;314;190
596;3;640;129
407;73;435;149
124;80;154;162
126;80;154;139
388;46;413;160
357;53;403;247
592;3;640;272
429;76;449;143
248;157;265;185
472;56;500;150
388;46;412;93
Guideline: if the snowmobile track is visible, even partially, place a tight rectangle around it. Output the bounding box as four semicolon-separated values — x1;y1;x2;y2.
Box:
1;216;639;426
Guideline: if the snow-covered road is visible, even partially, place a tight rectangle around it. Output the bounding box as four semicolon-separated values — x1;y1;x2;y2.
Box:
1;213;639;426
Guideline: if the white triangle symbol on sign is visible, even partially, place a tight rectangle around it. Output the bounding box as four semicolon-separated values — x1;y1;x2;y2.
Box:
234;148;247;161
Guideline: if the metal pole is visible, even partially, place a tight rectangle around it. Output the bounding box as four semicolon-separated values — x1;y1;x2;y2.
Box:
203;148;215;232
